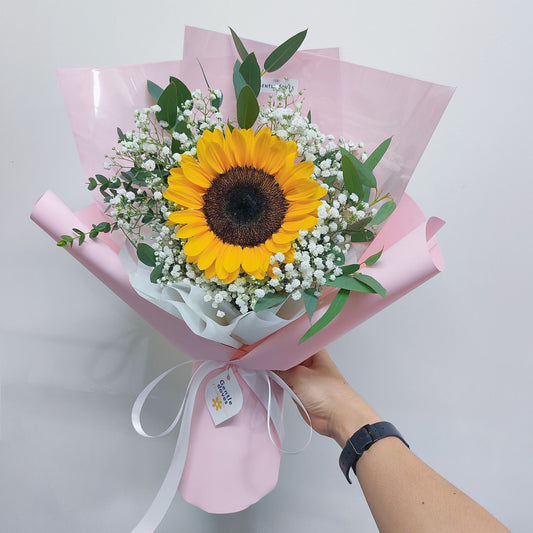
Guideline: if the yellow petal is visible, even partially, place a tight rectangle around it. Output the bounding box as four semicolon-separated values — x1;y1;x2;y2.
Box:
167;209;206;225
204;262;217;279
176;222;209;238
285;184;326;202
164;188;204;209
241;246;261;274
271;230;298;244
282;215;317;232
276;160;315;187
221;268;240;284
183;230;214;256
215;252;229;280
180;156;215;187
197;238;223;270
286;200;322;217
223;244;243;273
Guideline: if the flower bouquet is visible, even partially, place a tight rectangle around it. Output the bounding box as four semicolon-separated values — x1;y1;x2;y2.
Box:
31;26;453;529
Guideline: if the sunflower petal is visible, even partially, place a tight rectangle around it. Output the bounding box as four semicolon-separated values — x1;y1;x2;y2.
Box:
223;244;243;273
164;188;204;209
276;160;315;187
241;246;262;274
176;222;210;238
197;238;223;270
167;209;206;225
184;230;215;256
282;215;317;232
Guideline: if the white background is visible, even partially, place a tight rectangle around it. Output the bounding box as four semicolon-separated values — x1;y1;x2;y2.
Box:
1;1;532;531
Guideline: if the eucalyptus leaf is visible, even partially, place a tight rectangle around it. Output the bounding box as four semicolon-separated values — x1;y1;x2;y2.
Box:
237;84;259;128
364;248;383;266
264;29;307;72
303;289;319;320
307;110;312;123
156;83;178;129
346;217;372;232
350;229;374;242
169;76;192;106
254;292;287;311
343;148;377;190
341;264;360;274
364;137;392;171
211;90;223;109
229;27;249;62
354;273;386;298
137;243;156;267
150;263;164;283
233;60;247;98
117;128;125;141
341;149;364;199
326;275;377;294
299;288;350;343
371;201;396;225
239;53;261;96
147;80;164;102
333;251;345;265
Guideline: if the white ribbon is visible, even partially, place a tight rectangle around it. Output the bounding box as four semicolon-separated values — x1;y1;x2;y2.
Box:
130;360;312;533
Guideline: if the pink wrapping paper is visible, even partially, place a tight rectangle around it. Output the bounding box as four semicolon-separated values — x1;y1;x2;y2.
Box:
32;27;454;513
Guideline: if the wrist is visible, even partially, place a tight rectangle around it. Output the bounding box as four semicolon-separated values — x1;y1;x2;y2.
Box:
330;393;382;447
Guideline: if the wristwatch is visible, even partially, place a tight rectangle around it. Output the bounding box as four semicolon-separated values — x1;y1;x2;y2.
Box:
339;421;409;483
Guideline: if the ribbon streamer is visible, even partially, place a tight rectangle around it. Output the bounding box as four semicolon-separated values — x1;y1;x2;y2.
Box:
131;360;312;533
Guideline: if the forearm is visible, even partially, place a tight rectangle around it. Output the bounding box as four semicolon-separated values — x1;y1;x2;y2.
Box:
352;434;509;533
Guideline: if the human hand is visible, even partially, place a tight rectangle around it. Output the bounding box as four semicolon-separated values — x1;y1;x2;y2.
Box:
276;349;382;447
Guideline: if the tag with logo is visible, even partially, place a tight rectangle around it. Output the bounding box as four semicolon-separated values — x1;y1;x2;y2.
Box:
205;367;243;426
260;77;299;94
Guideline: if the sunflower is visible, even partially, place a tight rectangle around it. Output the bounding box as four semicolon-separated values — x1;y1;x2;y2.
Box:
163;127;325;283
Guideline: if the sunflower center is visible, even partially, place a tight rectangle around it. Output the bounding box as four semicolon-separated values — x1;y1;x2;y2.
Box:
202;166;288;247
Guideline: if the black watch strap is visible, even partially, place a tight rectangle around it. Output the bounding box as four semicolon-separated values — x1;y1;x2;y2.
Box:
339;421;409;483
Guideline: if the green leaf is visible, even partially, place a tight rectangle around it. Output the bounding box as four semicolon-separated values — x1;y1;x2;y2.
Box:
233;60;247;98
371;200;396;225
156;83;178;129
264;29;307;72
137;243;157;267
239;53;261;96
326;275;377;294
324;175;336;186
78;233;85;245
147;80;164;102
364;137;392;171
87;178;97;191
211;90;223;109
307;110;312;123
169;76;192;106
254;292;287;311
333;251;345;265
95;174;108;185
150;263;164;283
57;240;67;247
60;234;74;244
341;148;363;199
237;84;259;128
350;229;374;242
341;264;360;275
299;288;350;343
303;289;319;320
364;248;383;266
229;27;249;62
117;127;125;141
353;273;386;298
89;229;98;239
94;222;111;233
346;217;373;232
342;148;377;194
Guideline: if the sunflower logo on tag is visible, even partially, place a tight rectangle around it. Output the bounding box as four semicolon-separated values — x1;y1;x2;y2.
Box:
211;396;223;411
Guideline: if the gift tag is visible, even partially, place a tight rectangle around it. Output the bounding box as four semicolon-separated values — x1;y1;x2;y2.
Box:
205;368;243;426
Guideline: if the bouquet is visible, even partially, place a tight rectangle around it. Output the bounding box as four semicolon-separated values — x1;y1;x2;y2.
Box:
31;26;453;528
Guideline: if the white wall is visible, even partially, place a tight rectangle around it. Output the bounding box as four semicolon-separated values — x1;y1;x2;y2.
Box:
1;1;532;531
